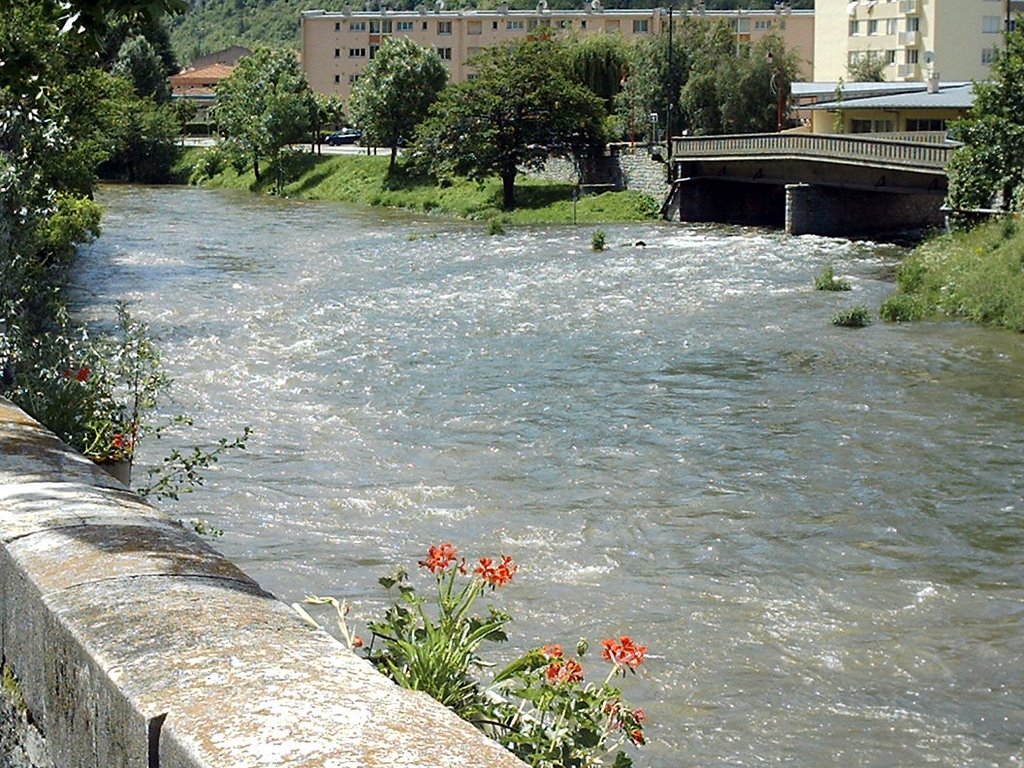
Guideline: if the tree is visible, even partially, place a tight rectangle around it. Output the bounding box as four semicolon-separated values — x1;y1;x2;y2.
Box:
412;38;606;210
679;31;800;135
112;33;171;101
348;37;447;172
946;25;1024;214
847;54;886;83
214;47;316;188
565;32;631;114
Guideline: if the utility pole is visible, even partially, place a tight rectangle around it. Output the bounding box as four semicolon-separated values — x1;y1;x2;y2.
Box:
665;4;673;158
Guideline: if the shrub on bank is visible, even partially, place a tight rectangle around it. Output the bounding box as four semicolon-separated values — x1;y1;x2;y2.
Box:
880;217;1024;331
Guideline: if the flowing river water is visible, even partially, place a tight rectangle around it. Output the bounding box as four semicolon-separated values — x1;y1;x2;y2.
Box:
72;185;1023;767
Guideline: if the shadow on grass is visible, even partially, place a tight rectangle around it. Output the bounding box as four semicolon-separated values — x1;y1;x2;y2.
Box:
514;183;576;210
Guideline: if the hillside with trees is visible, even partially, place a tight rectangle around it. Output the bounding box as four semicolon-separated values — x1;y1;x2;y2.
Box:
168;0;812;65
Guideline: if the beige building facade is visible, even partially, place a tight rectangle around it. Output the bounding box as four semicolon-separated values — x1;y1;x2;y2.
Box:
301;5;814;101
814;0;1023;83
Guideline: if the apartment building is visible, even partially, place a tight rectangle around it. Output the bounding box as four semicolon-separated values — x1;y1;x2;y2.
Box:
301;4;814;100
814;0;1024;83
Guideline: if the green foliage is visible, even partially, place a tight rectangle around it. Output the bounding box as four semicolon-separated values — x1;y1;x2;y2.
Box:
214;47;316;189
112;33;171;101
307;544;649;768
946;24;1024;214
614;21;694;141
846;55;886;83
487;217;506;236
831;305;872;328
880;219;1024;331
348;37;447;173
412;37;607;210
566;33;631;114
813;264;851;291
592;230;606;251
315;93;346;136
679;31;800;135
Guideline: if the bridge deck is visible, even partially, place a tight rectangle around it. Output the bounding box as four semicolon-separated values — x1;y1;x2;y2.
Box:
671;133;954;173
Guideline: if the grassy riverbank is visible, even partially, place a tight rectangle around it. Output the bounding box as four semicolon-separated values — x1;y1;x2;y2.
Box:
881;217;1024;332
172;147;660;225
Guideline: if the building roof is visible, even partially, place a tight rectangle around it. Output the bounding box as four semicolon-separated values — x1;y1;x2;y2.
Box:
808;83;975;111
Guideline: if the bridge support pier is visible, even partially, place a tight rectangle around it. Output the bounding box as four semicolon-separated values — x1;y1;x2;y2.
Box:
785;183;946;238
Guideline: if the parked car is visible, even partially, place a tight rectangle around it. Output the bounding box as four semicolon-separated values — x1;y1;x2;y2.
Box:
324;128;362;146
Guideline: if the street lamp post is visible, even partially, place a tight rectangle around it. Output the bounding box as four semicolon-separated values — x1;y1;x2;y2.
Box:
767;51;784;132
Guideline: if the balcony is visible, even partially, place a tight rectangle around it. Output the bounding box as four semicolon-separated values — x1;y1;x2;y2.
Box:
898;0;919;13
897;63;919;79
899;30;920;45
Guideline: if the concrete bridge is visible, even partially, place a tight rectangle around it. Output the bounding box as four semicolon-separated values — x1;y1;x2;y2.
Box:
665;132;956;237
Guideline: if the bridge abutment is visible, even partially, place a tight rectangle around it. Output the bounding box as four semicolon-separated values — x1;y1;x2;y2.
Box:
785;183;946;237
673;178;786;228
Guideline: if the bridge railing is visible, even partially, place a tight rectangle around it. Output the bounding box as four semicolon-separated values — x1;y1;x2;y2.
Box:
671;133;955;171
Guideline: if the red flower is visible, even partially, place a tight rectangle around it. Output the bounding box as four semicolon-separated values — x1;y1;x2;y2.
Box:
540;643;564;659
545;658;584;685
75;366;90;382
475;555;517;588
630;729;645;746
351;635;364;648
419;543;459;574
601;635;647;669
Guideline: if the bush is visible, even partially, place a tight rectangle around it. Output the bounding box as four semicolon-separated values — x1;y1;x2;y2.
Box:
832;305;872;327
591;230;606;251
879;293;925;322
487;216;506;236
813;264;851;291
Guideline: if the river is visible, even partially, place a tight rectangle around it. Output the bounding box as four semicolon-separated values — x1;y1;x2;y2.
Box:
72;185;1024;767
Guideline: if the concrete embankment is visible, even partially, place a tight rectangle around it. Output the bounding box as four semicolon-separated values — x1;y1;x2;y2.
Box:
0;396;527;768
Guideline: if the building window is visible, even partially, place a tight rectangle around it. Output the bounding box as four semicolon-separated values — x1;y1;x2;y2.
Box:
755;19;772;30
334;48;340;57
467;19;482;34
334;22;341;31
867;18;878;35
423;21;428;30
906;16;919;31
397;20;414;31
349;47;366;57
906;118;945;131
334;74;341;83
349;21;366;31
507;19;524;29
851;119;894;133
558;19;571;28
848;19;860;36
437;46;452;60
369;44;379;59
369;20;392;33
982;47;996;64
632;19;649;33
886;49;897;64
348;73;359;83
906;48;919;63
467;46;482;59
580;19;586;28
437;20;452;34
983;15;1002;33
604;19;620;31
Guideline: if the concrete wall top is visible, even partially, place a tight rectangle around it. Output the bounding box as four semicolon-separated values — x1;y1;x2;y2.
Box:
0;397;528;768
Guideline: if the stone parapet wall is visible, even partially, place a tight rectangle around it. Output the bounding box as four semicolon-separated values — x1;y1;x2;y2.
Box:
0;397;528;768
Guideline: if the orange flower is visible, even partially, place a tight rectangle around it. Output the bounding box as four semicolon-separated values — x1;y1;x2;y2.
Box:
419;543;459;574
475;554;517;588
540;643;564;659
545;658;584;685
351;635;364;648
601;635;647;669
630;729;645;746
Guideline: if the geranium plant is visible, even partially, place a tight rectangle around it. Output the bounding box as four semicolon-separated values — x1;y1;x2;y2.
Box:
305;544;649;768
4;301;249;504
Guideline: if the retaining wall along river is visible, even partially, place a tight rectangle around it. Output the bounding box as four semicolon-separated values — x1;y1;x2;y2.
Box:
0;397;526;768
